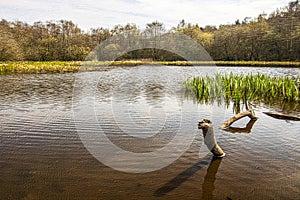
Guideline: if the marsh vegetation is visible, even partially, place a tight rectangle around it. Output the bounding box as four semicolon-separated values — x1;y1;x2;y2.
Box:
184;73;300;112
0;61;80;74
1;61;300;74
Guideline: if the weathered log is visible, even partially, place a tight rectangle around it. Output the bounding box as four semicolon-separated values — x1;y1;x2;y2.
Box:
221;110;258;130
263;112;300;121
198;119;225;158
222;119;257;133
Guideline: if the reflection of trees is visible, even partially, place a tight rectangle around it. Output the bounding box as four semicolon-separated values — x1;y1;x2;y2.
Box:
96;70;167;105
96;78;177;153
143;83;165;104
0;74;76;109
93;67;185;153
98;79;142;103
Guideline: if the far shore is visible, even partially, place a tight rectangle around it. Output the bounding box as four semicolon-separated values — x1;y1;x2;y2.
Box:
107;60;300;67
1;61;300;74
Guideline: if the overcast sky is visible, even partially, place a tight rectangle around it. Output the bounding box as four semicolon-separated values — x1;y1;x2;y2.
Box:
0;0;291;31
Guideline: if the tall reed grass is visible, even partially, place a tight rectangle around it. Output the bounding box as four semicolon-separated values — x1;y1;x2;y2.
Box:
184;73;300;106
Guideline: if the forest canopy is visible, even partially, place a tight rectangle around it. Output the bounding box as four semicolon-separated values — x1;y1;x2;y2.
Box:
0;0;299;61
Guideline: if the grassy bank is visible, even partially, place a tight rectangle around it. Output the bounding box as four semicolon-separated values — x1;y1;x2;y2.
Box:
210;61;300;67
184;73;300;104
0;61;81;74
1;61;300;74
95;60;300;67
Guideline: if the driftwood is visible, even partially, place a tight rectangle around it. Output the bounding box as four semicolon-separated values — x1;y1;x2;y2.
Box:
198;119;225;158
221;110;258;130
198;110;259;157
263;112;300;121
222;119;257;133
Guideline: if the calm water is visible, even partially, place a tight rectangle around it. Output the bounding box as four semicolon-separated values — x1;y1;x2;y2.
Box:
0;66;299;199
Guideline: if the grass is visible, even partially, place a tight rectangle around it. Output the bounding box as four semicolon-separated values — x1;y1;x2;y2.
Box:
103;61;300;67
1;61;300;75
0;61;81;74
208;61;300;67
184;73;300;110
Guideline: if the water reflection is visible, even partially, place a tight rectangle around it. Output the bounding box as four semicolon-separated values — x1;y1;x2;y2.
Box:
1;66;299;199
93;70;183;152
201;157;223;200
154;155;224;198
185;89;300;115
0;74;76;111
143;83;166;104
154;155;212;197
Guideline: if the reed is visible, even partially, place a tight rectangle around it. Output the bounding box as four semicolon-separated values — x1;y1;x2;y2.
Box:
0;61;81;74
109;61;300;67
210;61;300;67
184;73;300;105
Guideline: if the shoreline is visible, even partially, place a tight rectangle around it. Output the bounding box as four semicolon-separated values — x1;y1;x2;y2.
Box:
1;61;300;74
85;61;300;67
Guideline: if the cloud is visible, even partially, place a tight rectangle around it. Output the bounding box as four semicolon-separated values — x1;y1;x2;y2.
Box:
0;0;291;30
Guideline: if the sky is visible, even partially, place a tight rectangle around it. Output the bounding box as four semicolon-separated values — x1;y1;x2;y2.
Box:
0;0;292;31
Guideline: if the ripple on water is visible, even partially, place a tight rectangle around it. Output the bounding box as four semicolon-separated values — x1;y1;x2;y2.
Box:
0;66;299;199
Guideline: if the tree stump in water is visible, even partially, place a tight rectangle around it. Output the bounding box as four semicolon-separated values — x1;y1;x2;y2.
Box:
199;110;259;157
198;119;225;158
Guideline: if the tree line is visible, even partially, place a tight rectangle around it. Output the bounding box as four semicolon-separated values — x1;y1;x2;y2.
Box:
0;0;299;61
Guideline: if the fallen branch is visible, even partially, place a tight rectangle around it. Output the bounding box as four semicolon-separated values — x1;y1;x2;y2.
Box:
221;110;258;130
222;119;257;133
263;112;300;121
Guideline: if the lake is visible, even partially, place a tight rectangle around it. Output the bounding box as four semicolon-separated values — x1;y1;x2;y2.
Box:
0;65;299;199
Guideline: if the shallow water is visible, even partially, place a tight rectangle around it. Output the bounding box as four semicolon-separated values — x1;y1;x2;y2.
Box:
0;66;299;199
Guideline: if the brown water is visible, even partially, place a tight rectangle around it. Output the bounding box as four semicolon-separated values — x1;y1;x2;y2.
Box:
0;66;299;200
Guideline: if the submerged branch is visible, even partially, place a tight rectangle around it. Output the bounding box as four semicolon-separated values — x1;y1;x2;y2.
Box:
263;112;300;121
